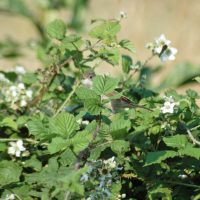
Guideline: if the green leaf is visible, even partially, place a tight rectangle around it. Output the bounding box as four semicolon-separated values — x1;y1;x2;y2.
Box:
70;130;92;153
47;19;66;40
50;113;79;138
111;140;130;154
148;185;172;200
93;75;119;95
122;55;133;74
89;20;120;40
145;150;177;166
61;35;83;51
119;39;135;53
99;47;120;65
178;146;200;159
109;118;131;139
27;120;49;140
59;149;77;166
22;73;37;85
48;137;68;154
0;161;22;186
0;117;17;130
163;134;188;149
76;86;99;100
84;98;102;115
194;76;200;83
24;155;42;171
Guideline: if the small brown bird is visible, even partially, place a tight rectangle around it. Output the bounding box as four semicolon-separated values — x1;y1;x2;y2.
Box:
82;70;151;113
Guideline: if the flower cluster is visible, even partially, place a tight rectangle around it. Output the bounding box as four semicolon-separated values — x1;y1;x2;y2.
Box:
8;140;26;157
103;156;117;169
0;73;10;83
4;194;15;200
146;34;177;62
81;157;123;199
3;82;33;108
161;96;179;114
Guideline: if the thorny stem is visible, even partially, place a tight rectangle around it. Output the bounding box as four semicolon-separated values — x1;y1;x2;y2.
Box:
53;80;81;117
29;58;72;107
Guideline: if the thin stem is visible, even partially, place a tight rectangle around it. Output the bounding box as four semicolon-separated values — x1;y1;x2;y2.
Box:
0;138;48;146
164;180;200;189
54;80;81;117
186;128;200;146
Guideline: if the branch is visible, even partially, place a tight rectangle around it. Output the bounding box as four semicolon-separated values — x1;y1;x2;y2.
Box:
186;128;200;146
53;80;81;117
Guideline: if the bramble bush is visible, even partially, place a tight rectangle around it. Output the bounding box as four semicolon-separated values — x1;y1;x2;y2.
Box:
1;15;200;200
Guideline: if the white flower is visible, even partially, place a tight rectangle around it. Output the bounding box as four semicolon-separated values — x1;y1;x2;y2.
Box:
160;46;178;62
15;65;26;75
103;156;117;169
82;120;89;125
178;174;188;179
119;11;127;19
26;90;33;99
0;73;10;83
5;194;15;200
147;34;177;62
8;140;26;157
154;34;171;54
17;83;25;90
161;101;175;114
81;78;93;88
20;99;27;107
121;194;126;199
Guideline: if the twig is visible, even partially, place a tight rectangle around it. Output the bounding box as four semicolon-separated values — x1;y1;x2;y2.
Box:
53;80;81;117
29;58;72;107
186;128;200;146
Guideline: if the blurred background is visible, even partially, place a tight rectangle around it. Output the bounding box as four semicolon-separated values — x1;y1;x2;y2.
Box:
0;0;200;93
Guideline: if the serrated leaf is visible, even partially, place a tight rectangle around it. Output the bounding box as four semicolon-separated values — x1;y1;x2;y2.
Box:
122;55;133;74
0;117;17;130
93;75;119;95
178;146;200;159
111;140;130;154
61;35;83;51
163;134;188;149
48;137;68;154
70;130;92;153
145;150;177;166
119;39;135;53
27;120;49;140
84;98;102;115
50;113;79;138
24;155;42;171
59;149;77;166
89;145;109;161
109;118;131;139
89;21;120;40
76;86;99;100
0;161;22;186
99;47;120;65
47;19;66;40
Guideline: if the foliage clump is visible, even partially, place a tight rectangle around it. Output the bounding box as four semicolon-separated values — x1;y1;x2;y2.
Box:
0;16;200;200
